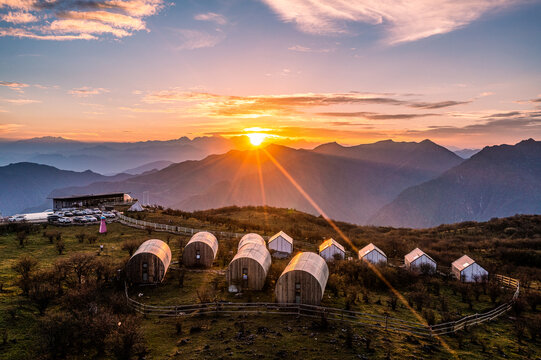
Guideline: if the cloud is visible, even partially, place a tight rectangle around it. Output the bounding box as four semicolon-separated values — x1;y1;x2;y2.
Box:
0;80;29;92
138;90;471;119
68;87;110;97
0;123;23;132
194;12;227;25
288;45;332;53
0;0;164;40
173;29;225;50
261;0;523;44
316;111;439;120
1;10;37;23
0;97;40;104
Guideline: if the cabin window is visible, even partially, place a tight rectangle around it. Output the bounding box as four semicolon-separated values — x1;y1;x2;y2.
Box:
196;250;201;260
142;262;148;281
242;268;248;280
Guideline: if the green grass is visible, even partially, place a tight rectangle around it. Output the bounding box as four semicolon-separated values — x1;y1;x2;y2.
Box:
0;213;540;359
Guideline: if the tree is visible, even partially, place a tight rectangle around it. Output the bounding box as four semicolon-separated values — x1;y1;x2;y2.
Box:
65;253;97;285
28;271;57;315
17;231;28;247
122;240;140;256
106;315;147;360
56;239;65;255
12;255;38;295
76;233;86;243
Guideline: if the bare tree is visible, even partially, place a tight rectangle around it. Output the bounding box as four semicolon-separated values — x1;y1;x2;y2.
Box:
12;255;38;295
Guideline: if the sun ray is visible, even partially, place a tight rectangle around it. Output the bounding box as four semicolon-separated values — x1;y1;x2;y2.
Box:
262;148;456;357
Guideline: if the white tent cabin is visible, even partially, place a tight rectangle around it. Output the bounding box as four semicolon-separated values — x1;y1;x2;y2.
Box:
268;231;293;256
451;255;488;282
358;243;387;265
318;238;345;261
404;248;436;273
128;201;144;212
238;233;266;250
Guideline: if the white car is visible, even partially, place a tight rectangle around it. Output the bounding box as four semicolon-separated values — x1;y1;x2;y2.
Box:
84;215;98;222
8;215;26;222
102;212;116;218
58;217;72;224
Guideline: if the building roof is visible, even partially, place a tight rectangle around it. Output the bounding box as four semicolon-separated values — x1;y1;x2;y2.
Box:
404;248;435;264
358;243;387;258
231;243;272;273
318;238;345;253
128;201;144;212
238;233;266;249
452;255;476;271
51;192;127;200
187;231;219;257
268;231;293;245
281;252;329;294
131;239;172;270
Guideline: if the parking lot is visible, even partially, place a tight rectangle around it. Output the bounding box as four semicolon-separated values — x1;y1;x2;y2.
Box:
3;208;117;224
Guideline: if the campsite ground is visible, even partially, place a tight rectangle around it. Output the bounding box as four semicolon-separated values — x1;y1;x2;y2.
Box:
0;209;540;359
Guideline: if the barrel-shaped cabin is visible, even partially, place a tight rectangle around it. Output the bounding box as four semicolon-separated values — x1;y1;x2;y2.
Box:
182;231;218;268
227;243;271;290
275;252;329;305
238;233;266;249
126;239;172;284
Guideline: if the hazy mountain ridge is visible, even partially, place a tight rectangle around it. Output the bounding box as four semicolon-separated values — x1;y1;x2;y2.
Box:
370;139;541;228
51;140;463;224
0;136;235;174
0;162;133;216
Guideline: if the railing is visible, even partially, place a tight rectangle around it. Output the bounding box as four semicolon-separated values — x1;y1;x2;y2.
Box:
125;274;520;338
118;213;267;240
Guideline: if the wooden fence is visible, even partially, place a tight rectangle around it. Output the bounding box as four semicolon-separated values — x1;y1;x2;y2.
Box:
125;274;520;338
118;213;261;240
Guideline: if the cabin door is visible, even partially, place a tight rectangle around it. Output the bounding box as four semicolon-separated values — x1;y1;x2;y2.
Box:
195;249;201;264
295;282;301;304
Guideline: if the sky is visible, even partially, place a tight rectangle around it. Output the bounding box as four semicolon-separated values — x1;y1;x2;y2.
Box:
0;0;540;148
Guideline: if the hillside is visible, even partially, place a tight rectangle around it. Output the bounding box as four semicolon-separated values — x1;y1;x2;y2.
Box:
53;140;462;224
370;139;541;228
0;162;131;216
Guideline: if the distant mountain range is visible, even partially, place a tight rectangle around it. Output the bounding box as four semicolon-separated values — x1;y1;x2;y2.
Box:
0;136;236;174
371;139;541;227
4;138;539;228
0;163;132;216
50;139;463;224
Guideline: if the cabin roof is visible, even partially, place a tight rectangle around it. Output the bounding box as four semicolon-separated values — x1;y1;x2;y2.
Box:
268;230;293;245
232;243;272;272
404;247;435;264
282;252;329;293
187;231;218;256
318;238;345;253
452;255;476;271
358;243;387;258
238;233;266;249
131;239;172;269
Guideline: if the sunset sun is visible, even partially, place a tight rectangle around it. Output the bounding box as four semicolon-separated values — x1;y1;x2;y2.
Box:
247;132;268;146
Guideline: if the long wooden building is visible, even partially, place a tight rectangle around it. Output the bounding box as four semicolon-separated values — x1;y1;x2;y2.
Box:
227;242;271;291
275;252;329;305
182;231;218;268
126;239;171;284
238;233;266;249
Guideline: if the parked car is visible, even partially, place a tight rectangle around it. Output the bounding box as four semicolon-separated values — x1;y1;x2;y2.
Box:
92;208;101;214
84;215;98;222
102;212;116;218
64;211;73;217
74;210;85;216
47;214;61;223
58;217;72;224
73;216;87;223
55;212;65;217
8;215;26;222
